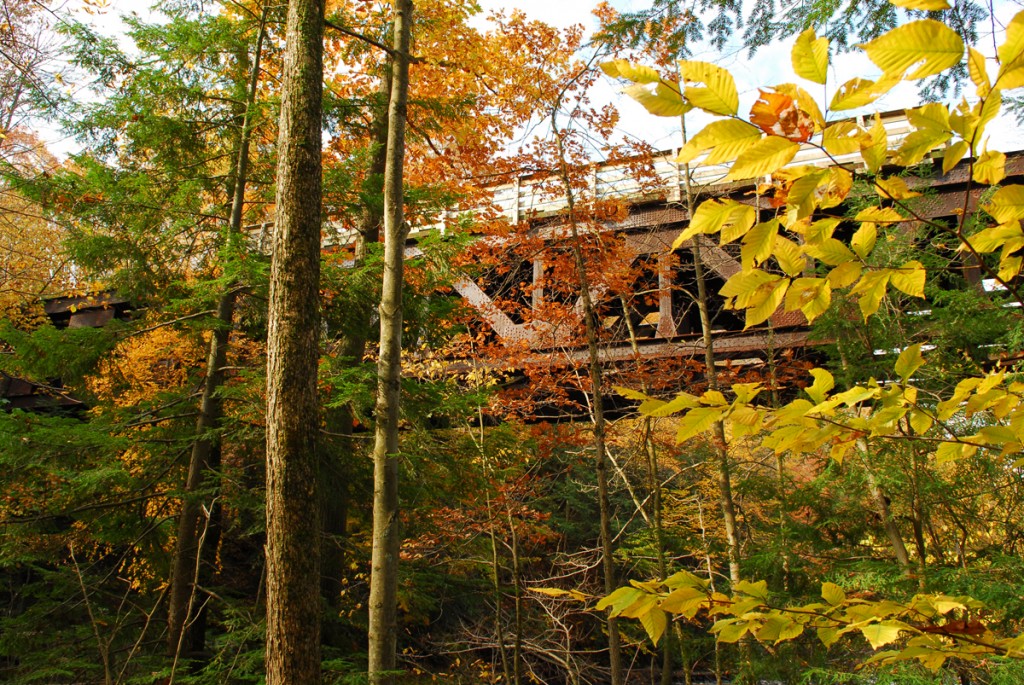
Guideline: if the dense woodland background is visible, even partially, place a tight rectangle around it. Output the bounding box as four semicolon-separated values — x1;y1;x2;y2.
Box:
3;0;1024;683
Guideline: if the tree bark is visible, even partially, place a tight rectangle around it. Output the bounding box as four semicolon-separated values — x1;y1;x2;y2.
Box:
619;295;673;685
550;114;622;685
321;70;390;636
167;8;267;660
367;2;412;683
678;110;748;680
264;0;324;681
691;240;743;585
859;441;912;572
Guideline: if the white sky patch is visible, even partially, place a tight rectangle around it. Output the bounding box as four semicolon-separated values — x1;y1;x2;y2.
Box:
475;0;1024;156
41;0;1024;158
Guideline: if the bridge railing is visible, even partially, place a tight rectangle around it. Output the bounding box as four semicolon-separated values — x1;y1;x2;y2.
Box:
455;111;913;228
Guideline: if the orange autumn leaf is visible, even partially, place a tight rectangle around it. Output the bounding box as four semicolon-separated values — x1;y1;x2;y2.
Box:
749;89;814;143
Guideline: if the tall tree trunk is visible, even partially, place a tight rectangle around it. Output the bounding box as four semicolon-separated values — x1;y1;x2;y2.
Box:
367;2;412;683
678;113;748;681
675;111;743;589
690;241;743;584
167;8;267;660
264;0;324;681
619;295;673;685
550;114;623;685
859;441;912;572
321;70;391;637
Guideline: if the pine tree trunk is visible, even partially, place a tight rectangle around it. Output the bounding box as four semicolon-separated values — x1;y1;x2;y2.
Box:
367;2;412;683
264;0;324;681
167;9;267;660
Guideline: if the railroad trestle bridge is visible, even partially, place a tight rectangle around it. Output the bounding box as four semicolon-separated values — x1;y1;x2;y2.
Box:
428;112;1021;374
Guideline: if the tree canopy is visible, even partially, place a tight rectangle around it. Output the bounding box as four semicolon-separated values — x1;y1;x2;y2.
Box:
3;1;1024;684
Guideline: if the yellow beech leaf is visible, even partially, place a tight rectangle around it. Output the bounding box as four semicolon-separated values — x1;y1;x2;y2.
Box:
745;277;789;328
907;102;951;132
701;389;728;406
852;270;891;319
860;113;888;172
818;626;840;648
889;0;950;7
802;217;840;242
936;441;977;463
786;169;828;222
664;570;709;591
830;76;899;111
679;60;739;115
677;406;726;442
875;176;921;200
785;277;832;321
742;219;780;271
720;206;760;244
890;260;926;297
973;91;1002;152
950;98;979;140
828;261;862;288
855;206;906;223
822;582;846;606
983;185;1024;222
942;140;969;174
805;368;835;404
725;136;800;181
640;606;668;645
757;615;804;644
910;409;934;434
597;586;646;614
674;199;756;248
721;270;789;327
714;618;750;643
734;579;770;600
851;222;877;259
732;382;764;404
859;20;964;80
895;127;952;165
613;386;653;401
822;121;865;155
601;60;662;83
974;150;1006;185
623;83;691;117
997;10;1024;89
661;586;708;618
792;28;829;84
644;393;701;417
999;254;1022;281
821;167;853;209
773;235;807;276
860;621;908;649
895;343;925;381
804;238;856;265
961;222;1024;253
967;47;991;97
676;119;762;165
722;269;784;309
